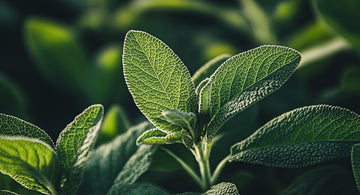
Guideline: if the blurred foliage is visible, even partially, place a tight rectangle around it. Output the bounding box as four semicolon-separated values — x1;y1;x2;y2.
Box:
0;0;360;194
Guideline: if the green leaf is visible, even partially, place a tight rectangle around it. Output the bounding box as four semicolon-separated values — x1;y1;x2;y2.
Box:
315;0;360;50
0;113;53;147
162;110;197;137
123;30;197;138
78;122;154;194
192;54;230;87
204;182;239;195
351;143;360;192
137;128;189;146
96;105;130;146
206;45;301;139
24;18;89;90
108;145;157;191
0;190;20;195
280;166;358;195
107;183;168;195
55;104;104;194
0;137;60;195
0;73;26;118
230;105;360;167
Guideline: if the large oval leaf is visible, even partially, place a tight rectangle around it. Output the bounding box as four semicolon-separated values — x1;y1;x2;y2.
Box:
55;104;104;194
206;45;301;139
351;143;360;192
230;105;360;167
0;137;60;195
123;30;197;138
0;113;54;147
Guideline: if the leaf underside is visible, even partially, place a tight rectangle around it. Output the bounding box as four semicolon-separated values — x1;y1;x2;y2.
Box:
55;104;104;194
205;45;301;139
123;30;197;143
137;128;182;145
230;105;360;167
0;137;59;195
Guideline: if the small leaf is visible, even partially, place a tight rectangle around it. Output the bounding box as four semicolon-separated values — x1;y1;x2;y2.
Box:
24;18;89;90
315;0;360;50
206;45;301;139
55;104;104;194
0;137;60;195
351;143;360;192
0;113;53;147
230;105;360;167
280;166;358;195
136;128;182;145
107;183;168;195
162;110;197;137
204;182;239;195
109;145;157;190
123;30;197;136
0;190;20;195
192;54;230;87
78;122;154;194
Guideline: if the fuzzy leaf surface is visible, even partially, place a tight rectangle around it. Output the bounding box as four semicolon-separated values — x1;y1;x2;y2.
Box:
0;114;54;147
351;143;360;192
230;105;360;167
137;128;182;145
55;104;104;194
79;122;154;194
206;45;301;138
192;54;230;87
107;183;168;195
0;137;60;195
204;182;239;195
123;30;197;138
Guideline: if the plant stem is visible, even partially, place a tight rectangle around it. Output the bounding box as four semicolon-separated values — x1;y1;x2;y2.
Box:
211;156;229;184
194;141;212;190
160;147;203;189
296;37;350;70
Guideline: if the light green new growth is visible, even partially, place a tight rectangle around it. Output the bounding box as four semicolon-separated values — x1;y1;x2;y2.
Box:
123;30;197;144
55;104;104;194
0;137;60;195
230;105;360;167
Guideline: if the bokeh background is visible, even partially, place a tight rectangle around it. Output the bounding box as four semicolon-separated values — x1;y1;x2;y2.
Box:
1;0;360;194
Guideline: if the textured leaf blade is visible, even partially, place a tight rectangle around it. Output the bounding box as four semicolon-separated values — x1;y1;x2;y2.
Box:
192;54;230;87
0;137;60;195
137;128;182;145
0;113;54;147
78;122;154;194
55;104;104;194
230;105;360;167
107;183;168;195
351;143;360;192
207;45;301;138
123;30;197;135
204;182;239;195
109;145;157;191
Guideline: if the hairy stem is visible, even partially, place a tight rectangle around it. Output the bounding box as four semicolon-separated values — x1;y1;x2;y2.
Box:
194;140;212;190
211;156;229;184
160;147;203;189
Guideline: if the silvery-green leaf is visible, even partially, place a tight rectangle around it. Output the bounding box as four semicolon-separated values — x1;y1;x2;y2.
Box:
0;137;60;195
162;110;197;137
206;45;301;139
107;183;168;195
0;113;53;147
55;104;104;194
136;128;182;145
351;143;360;192
204;182;239;195
123;30;197;138
192;54;230;87
78;122;154;194
230;105;360;167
